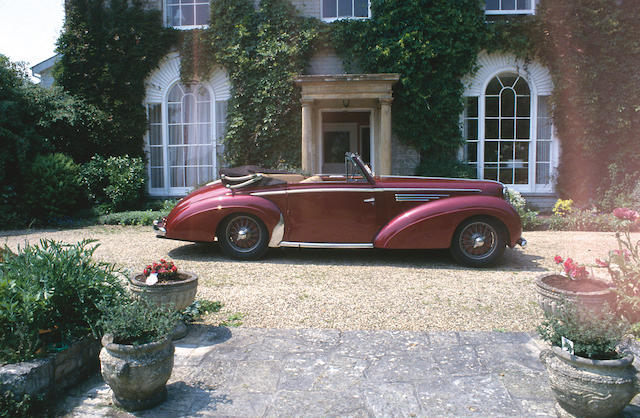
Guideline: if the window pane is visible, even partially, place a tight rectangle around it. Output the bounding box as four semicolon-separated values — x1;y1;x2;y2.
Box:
198;102;211;123
168;5;180;26
171;167;185;188
485;119;499;139
183;94;196;124
485;0;499;9
168;125;182;145
537;118;552;139
501;119;515;139
465;97;478;118
500;142;513;162
199;166;213;183
195;4;209;26
514;77;530;95
465;119;478;140
484;141;498;162
183;125;196;144
499;74;517;88
515;166;528;184
501;89;515;117
338;0;352;17
536;141;550;162
168;84;182;102
515;142;529;160
185;146;198;165
198;123;211;145
186;167;198;187
151;168;164;189
486;97;499;117
323;0;337;17
150;125;162;145
198;146;213;165
181;5;194;26
486;77;502;95
148;104;161;123
465;142;478;163
516;119;530;139
536;162;550;184
502;0;516;10
168;104;181;124
169;147;184;167
151;147;163;166
499;164;513;184
517;0;531;9
484;164;498;181
354;0;368;17
538;96;550;117
516;96;530;117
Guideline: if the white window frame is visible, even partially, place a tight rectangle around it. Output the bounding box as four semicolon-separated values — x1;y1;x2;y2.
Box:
463;70;556;194
146;80;221;197
484;0;536;15
321;0;371;22
164;0;210;30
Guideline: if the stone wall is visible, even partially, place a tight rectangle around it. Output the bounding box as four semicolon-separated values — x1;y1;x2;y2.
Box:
305;47;346;75
0;338;101;399
391;135;420;175
290;0;321;18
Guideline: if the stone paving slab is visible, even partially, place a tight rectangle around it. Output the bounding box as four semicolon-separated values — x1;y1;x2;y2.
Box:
55;326;640;417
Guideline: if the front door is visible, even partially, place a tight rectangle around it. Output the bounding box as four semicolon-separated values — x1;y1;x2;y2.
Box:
322;123;357;173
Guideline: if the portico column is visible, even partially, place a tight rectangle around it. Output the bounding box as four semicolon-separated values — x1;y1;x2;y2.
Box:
379;98;393;175
301;98;314;173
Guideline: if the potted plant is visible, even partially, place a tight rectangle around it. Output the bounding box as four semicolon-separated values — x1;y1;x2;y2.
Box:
535;256;614;317
127;259;198;339
538;305;639;417
98;298;180;411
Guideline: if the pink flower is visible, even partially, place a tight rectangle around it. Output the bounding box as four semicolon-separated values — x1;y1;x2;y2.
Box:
554;255;563;264
613;208;639;222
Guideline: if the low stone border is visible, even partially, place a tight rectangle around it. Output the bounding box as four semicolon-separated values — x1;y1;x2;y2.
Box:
0;337;101;398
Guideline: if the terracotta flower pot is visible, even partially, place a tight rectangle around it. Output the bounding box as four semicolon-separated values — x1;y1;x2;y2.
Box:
540;346;638;418
535;274;615;317
99;334;174;411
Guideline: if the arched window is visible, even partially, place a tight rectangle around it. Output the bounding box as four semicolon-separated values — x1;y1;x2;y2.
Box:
147;82;227;195
463;71;554;193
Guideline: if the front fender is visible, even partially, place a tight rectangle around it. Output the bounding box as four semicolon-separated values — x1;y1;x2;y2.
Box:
374;195;522;249
165;194;282;242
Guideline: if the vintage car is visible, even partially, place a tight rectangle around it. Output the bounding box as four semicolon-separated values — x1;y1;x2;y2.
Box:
154;153;526;266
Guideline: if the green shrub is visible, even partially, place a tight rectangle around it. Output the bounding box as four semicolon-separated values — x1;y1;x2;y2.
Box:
82;155;146;212
0;239;126;363
181;300;223;323
97;298;180;345
537;304;628;360
97;210;169;226
548;209;623;232
0;391;43;418
23;153;86;222
504;187;543;231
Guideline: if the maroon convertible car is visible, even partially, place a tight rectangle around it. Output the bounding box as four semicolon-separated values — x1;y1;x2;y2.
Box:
154;153;526;266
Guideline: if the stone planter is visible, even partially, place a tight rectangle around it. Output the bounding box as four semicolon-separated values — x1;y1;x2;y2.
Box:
99;334;174;411
535;274;615;317
540;346;638;418
128;272;198;339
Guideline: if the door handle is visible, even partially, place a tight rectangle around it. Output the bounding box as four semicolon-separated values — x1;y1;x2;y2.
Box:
363;197;375;205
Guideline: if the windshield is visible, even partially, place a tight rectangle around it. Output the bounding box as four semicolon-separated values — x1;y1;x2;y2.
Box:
344;153;368;183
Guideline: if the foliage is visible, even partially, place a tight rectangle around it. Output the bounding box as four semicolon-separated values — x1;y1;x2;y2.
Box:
537;303;628;360
552;199;573;217
56;0;177;158
0;239;126;363
97;297;180;345
504;187;542;231
596;209;640;323
330;0;487;176
181;299;223;323
82;155;146;212
534;0;640;205
547;209;623;232
23;153;86;222
0;391;43;418
96;209;168;226
186;0;320;167
143;259;178;281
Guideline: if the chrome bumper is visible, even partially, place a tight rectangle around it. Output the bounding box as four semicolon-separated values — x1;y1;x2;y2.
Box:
516;237;527;248
153;219;166;237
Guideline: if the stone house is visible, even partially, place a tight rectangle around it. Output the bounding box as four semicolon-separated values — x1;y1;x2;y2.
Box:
38;0;558;209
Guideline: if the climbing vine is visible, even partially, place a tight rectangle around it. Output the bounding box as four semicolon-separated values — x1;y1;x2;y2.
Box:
56;0;177;159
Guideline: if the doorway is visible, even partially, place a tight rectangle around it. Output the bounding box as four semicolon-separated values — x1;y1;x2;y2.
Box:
321;111;372;173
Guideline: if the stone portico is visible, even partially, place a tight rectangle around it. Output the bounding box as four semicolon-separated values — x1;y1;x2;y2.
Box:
295;74;400;175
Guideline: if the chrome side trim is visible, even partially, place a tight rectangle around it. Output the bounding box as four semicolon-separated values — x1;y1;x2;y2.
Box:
279;241;374;249
395;193;449;202
268;214;285;247
252;187;481;197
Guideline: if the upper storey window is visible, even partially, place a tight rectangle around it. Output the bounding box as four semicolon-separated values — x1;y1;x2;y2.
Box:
485;0;534;15
322;0;370;21
166;0;210;29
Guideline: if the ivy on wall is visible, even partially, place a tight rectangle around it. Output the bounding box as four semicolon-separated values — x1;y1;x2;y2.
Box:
56;0;177;159
181;0;319;168
330;0;487;177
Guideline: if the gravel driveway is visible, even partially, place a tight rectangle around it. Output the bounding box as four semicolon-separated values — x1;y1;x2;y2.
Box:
1;226;632;332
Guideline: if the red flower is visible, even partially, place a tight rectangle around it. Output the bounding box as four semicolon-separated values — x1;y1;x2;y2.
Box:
554;255;563;264
613;208;639;222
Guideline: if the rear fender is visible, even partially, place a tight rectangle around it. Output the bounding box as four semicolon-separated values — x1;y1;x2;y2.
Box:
166;194;282;243
374;195;522;249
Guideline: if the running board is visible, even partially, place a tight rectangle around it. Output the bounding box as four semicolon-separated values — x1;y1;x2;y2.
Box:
279;241;374;249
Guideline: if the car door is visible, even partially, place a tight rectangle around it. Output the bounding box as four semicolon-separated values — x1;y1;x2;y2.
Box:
284;180;380;244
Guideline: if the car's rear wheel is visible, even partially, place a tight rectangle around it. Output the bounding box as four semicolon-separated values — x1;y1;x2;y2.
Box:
218;214;269;260
450;217;506;267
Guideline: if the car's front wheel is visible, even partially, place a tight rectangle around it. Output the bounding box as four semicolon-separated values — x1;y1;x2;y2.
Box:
450;217;506;267
218;214;269;260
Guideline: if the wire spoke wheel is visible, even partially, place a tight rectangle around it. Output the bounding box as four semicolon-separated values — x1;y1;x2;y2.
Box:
225;215;262;253
451;218;506;267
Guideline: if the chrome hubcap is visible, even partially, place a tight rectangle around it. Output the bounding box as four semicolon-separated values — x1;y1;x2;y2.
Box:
237;227;249;241
472;235;485;249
